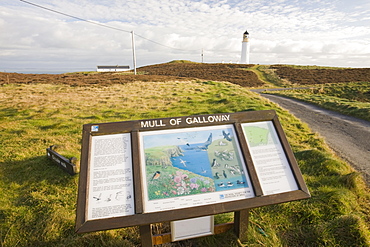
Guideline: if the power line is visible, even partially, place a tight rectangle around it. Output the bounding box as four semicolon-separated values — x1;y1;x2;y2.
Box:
19;0;198;52
20;0;131;33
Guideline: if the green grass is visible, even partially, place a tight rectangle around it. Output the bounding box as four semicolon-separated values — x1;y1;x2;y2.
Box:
251;65;291;87
168;60;199;64
1;80;369;246
264;82;370;121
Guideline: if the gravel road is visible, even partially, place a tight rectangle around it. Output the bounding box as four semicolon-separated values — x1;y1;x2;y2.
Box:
258;93;370;185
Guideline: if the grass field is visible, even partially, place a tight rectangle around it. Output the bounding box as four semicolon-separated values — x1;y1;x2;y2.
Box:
263;82;370;121
1;79;370;246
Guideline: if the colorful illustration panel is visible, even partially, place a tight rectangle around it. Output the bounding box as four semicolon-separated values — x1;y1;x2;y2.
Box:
140;125;255;213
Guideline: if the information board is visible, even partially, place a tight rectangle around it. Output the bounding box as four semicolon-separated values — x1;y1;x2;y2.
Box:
242;121;298;195
87;134;134;220
75;110;310;234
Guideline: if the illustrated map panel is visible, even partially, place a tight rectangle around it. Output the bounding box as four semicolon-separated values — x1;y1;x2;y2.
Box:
140;125;255;213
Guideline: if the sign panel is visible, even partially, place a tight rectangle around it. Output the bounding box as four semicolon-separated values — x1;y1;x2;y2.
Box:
242;121;298;195
87;133;135;220
75;110;310;234
140;125;254;213
171;216;214;241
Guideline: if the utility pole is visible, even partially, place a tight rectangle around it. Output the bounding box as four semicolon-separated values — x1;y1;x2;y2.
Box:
201;48;204;63
131;31;137;75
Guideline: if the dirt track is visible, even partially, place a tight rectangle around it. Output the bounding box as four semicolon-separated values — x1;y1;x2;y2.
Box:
259;93;370;185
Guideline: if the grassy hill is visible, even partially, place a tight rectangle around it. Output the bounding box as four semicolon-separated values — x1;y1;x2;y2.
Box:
0;63;369;246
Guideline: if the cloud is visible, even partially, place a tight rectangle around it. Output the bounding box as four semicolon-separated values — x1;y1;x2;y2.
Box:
1;0;370;72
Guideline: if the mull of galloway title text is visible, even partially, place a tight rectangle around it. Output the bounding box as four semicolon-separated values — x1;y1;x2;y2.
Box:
140;114;231;128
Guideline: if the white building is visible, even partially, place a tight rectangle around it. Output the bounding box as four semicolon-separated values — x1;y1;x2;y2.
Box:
241;30;250;64
97;65;130;72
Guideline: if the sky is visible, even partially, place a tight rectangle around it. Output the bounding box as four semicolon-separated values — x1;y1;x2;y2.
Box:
1;0;370;73
142;126;222;149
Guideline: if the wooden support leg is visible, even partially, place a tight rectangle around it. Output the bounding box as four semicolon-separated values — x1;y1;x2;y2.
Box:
139;224;153;247
234;209;250;243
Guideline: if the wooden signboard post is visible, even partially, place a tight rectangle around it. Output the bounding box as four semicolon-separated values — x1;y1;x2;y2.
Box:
75;110;310;246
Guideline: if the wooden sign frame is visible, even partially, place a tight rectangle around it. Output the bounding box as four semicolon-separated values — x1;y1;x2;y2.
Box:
46;145;78;175
75;110;310;234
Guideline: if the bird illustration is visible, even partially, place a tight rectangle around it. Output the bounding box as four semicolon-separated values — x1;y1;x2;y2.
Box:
151;171;161;181
214;172;220;179
93;193;102;201
223;170;227;178
105;194;112;202
115;191;123;200
177;137;190;146
222;130;232;141
218;182;225;187
227;181;234;187
218;141;226;146
211;158;220;167
196;133;212;150
230;165;241;174
180;159;187;167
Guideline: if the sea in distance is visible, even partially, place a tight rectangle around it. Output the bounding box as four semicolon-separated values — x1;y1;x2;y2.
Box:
170;143;249;192
2;67;94;74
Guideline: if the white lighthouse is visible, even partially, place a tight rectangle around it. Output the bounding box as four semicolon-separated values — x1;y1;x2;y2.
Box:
241;30;250;64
